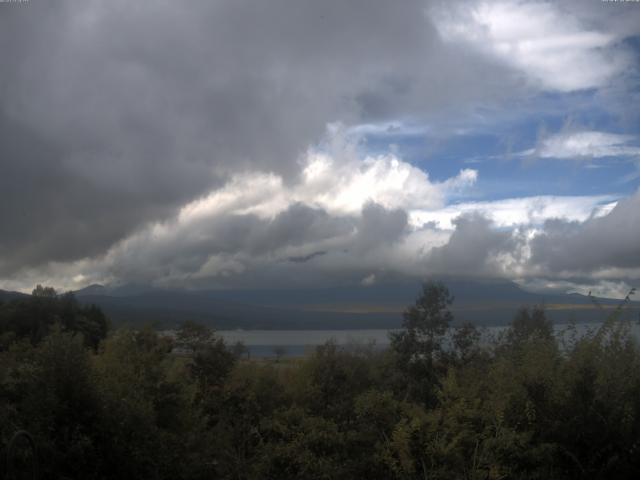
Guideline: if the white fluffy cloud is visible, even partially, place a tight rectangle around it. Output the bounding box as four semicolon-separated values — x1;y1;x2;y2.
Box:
172;129;479;224
434;1;629;91
5;122;638;293
0;131;474;291
410;195;617;230
2;184;637;293
524;131;640;160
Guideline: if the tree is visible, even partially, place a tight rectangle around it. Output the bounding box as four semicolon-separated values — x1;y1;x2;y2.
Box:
27;327;101;478
506;305;553;347
0;288;109;349
176;320;217;353
232;340;249;359
175;321;237;402
390;281;454;359
298;341;372;421
451;321;482;365
389;281;454;404
31;285;57;298
400;282;453;343
272;345;287;362
93;327;200;479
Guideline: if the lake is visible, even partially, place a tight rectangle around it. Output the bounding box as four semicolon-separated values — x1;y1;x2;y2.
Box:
218;322;640;357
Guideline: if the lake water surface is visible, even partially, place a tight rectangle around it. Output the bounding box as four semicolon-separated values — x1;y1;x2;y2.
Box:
218;322;640;357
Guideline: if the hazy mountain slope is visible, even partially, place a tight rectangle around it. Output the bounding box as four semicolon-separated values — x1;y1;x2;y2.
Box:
72;277;640;329
0;289;30;302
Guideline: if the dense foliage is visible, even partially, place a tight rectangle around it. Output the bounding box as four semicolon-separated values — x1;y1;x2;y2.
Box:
2;283;640;479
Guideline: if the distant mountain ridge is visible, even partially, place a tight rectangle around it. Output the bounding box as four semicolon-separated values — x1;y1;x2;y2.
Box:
0;289;29;301
68;277;640;330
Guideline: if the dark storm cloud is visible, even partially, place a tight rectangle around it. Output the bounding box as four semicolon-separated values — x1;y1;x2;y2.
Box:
416;191;640;281
104;203;351;280
288;251;327;264
0;111;214;273
425;213;516;276
0;0;523;275
98;201;409;286
355;202;408;251
529;190;640;273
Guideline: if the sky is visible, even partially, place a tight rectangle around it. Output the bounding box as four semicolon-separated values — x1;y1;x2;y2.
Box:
1;0;640;298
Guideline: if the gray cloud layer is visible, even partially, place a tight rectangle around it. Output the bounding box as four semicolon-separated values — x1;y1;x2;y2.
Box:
425;213;516;276
1;0;639;290
0;0;523;274
530;191;640;274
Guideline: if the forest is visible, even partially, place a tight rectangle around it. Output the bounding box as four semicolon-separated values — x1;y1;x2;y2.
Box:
1;282;640;479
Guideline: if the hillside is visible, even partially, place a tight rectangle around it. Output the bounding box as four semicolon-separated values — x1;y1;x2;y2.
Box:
70;277;640;329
